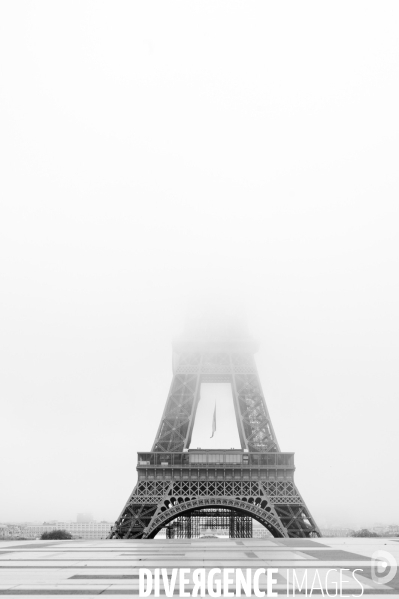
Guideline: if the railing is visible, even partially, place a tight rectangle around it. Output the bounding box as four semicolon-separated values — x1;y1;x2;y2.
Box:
137;452;294;467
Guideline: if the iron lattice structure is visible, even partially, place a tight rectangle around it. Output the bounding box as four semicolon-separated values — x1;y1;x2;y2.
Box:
109;324;321;539
165;509;252;539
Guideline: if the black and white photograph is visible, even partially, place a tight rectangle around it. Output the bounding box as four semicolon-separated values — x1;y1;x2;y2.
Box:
1;2;398;596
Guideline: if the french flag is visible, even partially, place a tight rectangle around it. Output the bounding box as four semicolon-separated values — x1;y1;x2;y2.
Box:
210;402;216;438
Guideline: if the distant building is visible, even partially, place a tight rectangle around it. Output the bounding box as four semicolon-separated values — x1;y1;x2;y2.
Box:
370;524;399;536
320;528;354;537
0;524;26;539
77;513;94;523
24;521;112;540
387;525;399;535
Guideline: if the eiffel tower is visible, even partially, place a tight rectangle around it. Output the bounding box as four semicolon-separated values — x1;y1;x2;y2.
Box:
109;319;321;539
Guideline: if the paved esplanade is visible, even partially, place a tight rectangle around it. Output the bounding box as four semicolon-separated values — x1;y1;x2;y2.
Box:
1;538;398;596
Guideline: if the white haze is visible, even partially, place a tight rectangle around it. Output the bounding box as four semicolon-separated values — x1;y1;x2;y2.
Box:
0;2;398;530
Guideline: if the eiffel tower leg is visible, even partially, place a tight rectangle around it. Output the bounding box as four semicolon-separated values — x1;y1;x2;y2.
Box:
273;504;320;538
109;481;173;539
109;502;157;539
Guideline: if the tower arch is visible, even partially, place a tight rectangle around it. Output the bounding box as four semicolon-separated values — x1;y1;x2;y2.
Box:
145;497;287;539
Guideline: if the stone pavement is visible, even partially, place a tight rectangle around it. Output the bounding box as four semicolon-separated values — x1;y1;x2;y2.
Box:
0;537;398;597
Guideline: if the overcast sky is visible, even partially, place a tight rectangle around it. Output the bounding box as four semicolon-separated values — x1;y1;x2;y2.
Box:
1;2;398;530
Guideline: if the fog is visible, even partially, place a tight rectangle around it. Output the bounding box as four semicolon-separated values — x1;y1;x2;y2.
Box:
1;2;398;530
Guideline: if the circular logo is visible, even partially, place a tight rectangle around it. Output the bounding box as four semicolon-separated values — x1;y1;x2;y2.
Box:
371;550;397;585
